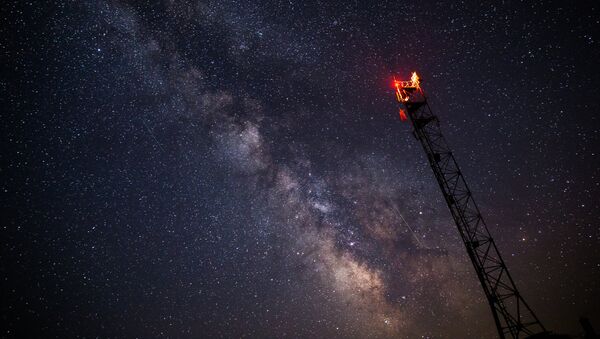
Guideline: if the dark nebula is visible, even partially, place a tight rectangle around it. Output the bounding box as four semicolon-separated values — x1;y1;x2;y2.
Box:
2;1;599;338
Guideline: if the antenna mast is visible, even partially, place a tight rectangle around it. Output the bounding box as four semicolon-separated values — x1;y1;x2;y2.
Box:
392;72;547;338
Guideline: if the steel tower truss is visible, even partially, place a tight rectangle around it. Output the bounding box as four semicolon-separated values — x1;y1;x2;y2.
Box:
393;73;547;339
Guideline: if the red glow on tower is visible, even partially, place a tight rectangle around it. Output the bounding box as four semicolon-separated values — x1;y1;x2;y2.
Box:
399;108;407;121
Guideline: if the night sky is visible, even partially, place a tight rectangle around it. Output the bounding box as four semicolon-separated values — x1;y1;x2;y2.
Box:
2;1;599;338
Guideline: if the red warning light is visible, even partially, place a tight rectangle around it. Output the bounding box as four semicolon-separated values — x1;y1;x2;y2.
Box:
399;108;407;121
393;71;421;103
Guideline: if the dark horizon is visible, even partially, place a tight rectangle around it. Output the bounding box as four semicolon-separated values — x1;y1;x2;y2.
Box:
2;1;599;338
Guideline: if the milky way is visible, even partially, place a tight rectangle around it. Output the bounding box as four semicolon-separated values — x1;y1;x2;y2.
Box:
3;1;599;338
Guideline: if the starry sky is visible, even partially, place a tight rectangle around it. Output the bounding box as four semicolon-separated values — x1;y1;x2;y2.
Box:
2;1;599;338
